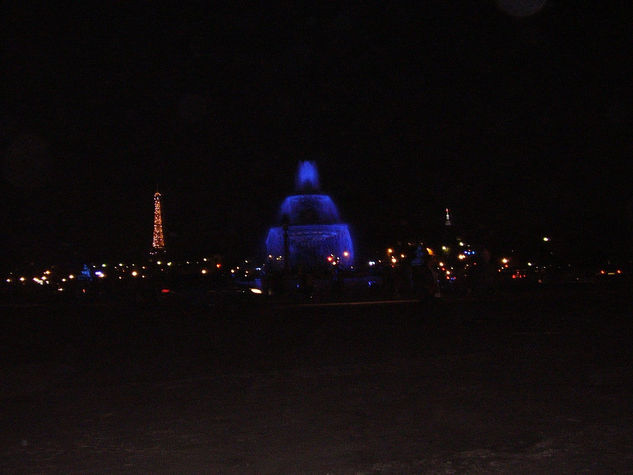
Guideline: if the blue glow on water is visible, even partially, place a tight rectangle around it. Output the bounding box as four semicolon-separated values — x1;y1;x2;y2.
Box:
295;161;320;191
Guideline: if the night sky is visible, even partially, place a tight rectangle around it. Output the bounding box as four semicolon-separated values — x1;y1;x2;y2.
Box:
2;1;631;266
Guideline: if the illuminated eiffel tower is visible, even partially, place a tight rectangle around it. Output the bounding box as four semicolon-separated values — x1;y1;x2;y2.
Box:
151;191;166;254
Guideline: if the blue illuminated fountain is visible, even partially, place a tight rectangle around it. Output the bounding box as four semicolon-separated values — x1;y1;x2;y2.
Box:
266;161;354;269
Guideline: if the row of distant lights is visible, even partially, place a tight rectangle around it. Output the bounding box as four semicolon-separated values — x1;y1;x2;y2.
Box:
6;271;77;284
383;245;476;265
7;271;77;292
6;258;261;284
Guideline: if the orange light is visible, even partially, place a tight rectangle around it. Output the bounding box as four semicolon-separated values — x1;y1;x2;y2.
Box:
600;270;605;275
617;269;622;274
387;248;393;255
327;255;334;262
201;269;208;274
343;251;350;258
216;263;222;269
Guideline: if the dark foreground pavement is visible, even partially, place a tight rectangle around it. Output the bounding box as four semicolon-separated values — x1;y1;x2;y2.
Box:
2;286;633;473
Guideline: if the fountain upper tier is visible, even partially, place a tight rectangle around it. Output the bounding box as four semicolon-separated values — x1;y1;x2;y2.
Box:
278;194;341;225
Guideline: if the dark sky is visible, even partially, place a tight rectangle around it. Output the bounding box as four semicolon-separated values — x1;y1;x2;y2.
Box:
2;1;631;265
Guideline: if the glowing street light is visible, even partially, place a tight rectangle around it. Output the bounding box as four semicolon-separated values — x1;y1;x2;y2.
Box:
543;236;550;242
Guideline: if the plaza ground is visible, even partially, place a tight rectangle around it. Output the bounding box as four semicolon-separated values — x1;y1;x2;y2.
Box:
2;285;632;473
